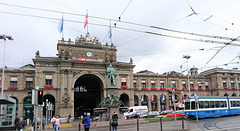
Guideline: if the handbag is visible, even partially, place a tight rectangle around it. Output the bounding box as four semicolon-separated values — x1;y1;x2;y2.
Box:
53;121;56;125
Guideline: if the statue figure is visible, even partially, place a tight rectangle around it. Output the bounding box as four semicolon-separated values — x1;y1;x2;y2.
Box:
68;47;73;59
35;50;40;58
110;92;120;106
106;64;117;86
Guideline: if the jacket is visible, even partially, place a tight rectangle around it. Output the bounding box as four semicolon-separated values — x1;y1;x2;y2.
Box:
111;114;118;126
84;116;91;128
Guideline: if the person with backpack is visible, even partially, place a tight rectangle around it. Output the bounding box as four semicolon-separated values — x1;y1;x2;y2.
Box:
16;120;23;131
111;112;118;131
82;113;91;131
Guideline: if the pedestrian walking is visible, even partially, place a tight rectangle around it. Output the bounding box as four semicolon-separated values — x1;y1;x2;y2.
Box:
67;114;71;123
16;120;23;131
53;115;60;131
14;116;19;130
83;113;91;131
111;112;118;131
51;115;56;128
42;116;46;129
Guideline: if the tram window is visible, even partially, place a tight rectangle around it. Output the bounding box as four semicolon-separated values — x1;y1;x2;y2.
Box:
237;101;240;107
233;101;236;107
199;101;204;109
185;102;190;110
224;101;227;107
191;101;196;109
220;101;224;108
215;101;219;108
210;101;215;108
204;101;209;108
230;101;233;107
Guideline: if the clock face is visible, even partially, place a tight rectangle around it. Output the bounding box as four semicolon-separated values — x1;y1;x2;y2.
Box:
86;52;92;57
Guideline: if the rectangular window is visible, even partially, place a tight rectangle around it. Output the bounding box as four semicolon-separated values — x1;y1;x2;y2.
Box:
198;82;202;88
205;82;209;88
185;102;190;110
237;101;240;107
151;80;155;88
121;78;127;86
171;81;176;87
160;83;164;88
0;77;1;86
204;101;209;108
45;75;52;85
10;77;17;87
210;101;215;108
223;80;227;87
133;80;137;88
191;101;196;109
26;77;33;87
231;82;235;87
220;101;225;108
215;101;219;108
182;84;186;88
190;81;194;88
199;101;204;109
141;80;146;88
233;101;236;107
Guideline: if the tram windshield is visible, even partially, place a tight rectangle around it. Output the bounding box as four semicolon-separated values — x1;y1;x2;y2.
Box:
185;101;197;110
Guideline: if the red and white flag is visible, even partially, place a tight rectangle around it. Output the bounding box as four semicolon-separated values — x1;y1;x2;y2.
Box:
84;13;88;28
151;95;154;102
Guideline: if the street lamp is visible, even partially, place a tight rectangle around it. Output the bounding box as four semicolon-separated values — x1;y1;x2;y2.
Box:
0;35;13;96
183;55;191;99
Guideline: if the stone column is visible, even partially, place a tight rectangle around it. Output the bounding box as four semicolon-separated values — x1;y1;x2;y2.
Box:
157;97;161;111
148;96;151;111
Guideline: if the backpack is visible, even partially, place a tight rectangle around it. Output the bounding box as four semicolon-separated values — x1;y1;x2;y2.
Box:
16;121;23;130
82;117;86;125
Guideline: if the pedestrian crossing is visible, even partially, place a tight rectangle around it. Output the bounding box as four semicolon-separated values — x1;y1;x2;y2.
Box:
25;123;72;130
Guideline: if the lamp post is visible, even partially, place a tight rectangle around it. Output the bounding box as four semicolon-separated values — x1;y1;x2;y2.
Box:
0;35;13;96
183;55;191;99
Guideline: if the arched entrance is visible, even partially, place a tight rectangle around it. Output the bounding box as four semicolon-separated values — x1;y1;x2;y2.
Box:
134;95;139;106
120;94;129;107
151;95;157;111
74;74;103;118
160;93;166;111
43;94;55;118
141;95;148;107
23;96;34;121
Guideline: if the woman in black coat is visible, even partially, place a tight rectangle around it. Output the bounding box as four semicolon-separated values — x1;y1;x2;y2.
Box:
111;112;118;131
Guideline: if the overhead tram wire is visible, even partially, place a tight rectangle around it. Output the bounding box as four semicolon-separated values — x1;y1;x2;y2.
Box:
102;0;133;42
1;2;240;42
2;10;240;47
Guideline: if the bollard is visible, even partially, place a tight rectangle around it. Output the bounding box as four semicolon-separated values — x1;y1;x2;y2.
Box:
182;115;184;129
79;123;81;131
109;119;111;131
160;117;162;131
137;119;139;131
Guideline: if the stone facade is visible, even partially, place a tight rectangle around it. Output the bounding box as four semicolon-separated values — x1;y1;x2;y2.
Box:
0;33;240;119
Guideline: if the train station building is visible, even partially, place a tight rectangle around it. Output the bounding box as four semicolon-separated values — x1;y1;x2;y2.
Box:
1;33;240;120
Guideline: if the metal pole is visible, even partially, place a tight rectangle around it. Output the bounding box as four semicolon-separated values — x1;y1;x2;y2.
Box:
173;90;176;124
1;39;6;96
46;99;48;129
182;115;184;129
187;58;191;110
35;90;38;131
137;118;139;131
236;74;239;97
79;123;81;131
160;117;162;131
40;104;43;131
109;119;111;131
195;96;198;122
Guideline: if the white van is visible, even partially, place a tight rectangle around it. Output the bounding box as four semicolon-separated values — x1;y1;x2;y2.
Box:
124;106;148;117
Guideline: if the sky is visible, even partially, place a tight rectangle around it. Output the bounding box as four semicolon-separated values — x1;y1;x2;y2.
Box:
1;0;240;74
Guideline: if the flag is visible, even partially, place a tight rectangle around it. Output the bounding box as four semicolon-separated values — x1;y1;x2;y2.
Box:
57;17;63;33
109;28;112;38
160;93;165;102
84;13;88;28
151;95;154;102
141;95;144;102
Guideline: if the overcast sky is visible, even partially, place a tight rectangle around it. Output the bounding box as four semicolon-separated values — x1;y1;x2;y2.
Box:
1;0;240;74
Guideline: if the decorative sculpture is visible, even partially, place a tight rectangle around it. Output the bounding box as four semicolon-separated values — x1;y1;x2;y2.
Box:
100;92;122;107
106;64;117;86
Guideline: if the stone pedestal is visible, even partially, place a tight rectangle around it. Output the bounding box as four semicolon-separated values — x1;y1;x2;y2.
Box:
108;105;119;120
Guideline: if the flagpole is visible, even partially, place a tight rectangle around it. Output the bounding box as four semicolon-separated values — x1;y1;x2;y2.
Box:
62;13;63;39
110;20;112;44
87;9;88;34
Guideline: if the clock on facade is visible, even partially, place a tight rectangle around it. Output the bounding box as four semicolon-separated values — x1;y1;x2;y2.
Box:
86;52;92;57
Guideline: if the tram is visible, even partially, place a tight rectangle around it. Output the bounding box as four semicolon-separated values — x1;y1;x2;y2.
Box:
184;96;240;119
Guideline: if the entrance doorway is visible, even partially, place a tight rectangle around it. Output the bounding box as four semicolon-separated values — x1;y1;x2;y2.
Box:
43;95;55;118
74;74;103;118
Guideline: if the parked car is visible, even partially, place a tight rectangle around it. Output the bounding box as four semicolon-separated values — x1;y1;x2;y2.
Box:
125;112;139;119
142;111;159;118
159;110;173;115
136;112;147;118
164;111;185;118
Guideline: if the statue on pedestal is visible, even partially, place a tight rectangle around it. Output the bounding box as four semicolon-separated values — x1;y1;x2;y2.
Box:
106;64;117;87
